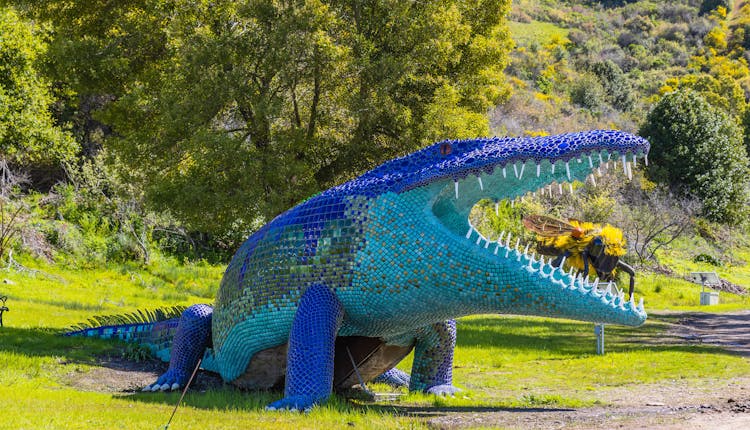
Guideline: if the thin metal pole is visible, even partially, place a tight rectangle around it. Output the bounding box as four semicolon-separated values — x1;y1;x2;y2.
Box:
164;358;202;430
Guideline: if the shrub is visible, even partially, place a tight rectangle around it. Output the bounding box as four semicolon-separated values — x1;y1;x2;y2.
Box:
693;253;722;266
640;89;750;224
569;74;606;113
591;60;636;111
700;0;731;16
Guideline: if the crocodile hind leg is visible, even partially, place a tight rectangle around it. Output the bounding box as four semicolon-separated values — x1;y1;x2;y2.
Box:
267;283;344;411
143;304;213;392
409;319;460;395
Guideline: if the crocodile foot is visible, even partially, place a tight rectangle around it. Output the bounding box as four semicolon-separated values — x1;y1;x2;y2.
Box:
142;369;185;392
265;395;321;412
426;384;461;396
373;368;411;388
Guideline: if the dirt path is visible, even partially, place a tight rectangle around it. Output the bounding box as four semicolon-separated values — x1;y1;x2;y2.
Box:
668;310;750;356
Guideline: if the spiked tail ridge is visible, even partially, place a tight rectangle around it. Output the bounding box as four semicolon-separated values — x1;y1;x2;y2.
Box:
64;306;187;362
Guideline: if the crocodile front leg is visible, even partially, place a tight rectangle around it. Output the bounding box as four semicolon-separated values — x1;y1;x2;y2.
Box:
267;283;344;411
143;304;213;391
409;319;460;395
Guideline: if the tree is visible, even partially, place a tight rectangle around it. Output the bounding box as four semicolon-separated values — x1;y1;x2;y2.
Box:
660;73;746;120
590;60;636;112
0;7;76;171
15;0;513;237
640;89;750;224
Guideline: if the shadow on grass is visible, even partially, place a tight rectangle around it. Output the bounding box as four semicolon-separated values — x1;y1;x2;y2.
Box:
122;388;578;417
455;315;738;356
0;326;123;362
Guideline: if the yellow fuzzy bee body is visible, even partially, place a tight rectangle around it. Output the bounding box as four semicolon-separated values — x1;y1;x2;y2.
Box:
523;215;636;298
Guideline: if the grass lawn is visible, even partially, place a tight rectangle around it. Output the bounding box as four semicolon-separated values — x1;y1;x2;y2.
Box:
1;255;749;429
507;20;570;47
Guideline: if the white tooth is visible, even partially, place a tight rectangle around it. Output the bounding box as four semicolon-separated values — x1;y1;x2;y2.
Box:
584;275;589;287
628;295;635;309
622;155;627;174
498;231;506;243
559;256;566;269
495;202;499;216
558;183;563;195
607;153;612;161
511;199;514;208
455;181;459;199
638;297;645;312
484;239;490;249
502;166;507;178
593;277;599;288
632;154;637;167
494;244;499;254
478;176;484;190
536;164;541;177
476;235;482;245
551;163;555;174
599;153;604;164
627;162;633;180
644;154;649;166
577;157;582;163
518;163;525;179
568;183;573;194
588;155;593;168
565;162;571;180
466;227;473;239
597;167;601;176
506;233;512;247
513;163;519;178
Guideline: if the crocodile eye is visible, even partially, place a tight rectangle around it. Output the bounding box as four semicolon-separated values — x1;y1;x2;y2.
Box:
439;142;452;156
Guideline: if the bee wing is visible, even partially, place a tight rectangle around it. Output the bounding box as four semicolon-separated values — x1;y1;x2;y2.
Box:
522;215;576;237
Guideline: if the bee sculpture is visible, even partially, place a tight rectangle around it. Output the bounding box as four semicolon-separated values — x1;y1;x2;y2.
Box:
522;214;636;299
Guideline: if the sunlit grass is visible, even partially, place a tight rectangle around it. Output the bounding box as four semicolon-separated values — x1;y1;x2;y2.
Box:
1;254;749;429
508;20;570;46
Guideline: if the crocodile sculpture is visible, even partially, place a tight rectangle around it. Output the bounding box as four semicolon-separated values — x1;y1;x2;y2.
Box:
68;130;649;411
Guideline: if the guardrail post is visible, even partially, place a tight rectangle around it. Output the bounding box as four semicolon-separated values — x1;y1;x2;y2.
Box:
595;323;604;355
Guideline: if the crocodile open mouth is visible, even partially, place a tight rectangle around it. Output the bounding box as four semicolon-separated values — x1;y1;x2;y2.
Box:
425;131;649;325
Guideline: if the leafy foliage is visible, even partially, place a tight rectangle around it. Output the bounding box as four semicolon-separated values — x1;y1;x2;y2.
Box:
13;0;513;237
0;7;76;168
640;89;750;224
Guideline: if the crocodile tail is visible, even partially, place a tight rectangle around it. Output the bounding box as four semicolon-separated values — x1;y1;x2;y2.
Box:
63;306;187;362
